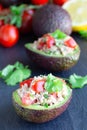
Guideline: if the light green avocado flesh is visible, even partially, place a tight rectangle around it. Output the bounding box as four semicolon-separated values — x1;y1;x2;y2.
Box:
25;43;80;58
13;85;72;110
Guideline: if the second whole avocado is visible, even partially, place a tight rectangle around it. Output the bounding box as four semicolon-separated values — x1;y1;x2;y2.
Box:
32;4;72;37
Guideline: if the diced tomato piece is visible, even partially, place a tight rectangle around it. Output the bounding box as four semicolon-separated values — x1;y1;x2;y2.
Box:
22;93;36;105
0;20;4;28
37;41;45;50
21;93;31;105
47;38;55;48
51;92;58;98
32;79;45;93
20;78;33;88
44;34;55;48
64;38;77;48
38;34;55;49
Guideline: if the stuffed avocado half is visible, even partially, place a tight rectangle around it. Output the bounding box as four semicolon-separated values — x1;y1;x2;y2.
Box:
12;74;72;123
25;30;80;71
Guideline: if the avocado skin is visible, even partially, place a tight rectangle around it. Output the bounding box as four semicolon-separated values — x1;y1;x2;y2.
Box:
32;4;72;37
25;46;80;71
12;93;72;123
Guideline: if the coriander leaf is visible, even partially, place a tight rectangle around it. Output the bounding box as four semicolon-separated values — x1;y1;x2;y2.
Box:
51;30;67;39
44;103;48;108
10;5;26;28
14;61;29;69
14;61;25;69
0;61;31;86
10;4;26;15
5;69;23;86
10;15;18;25
79;30;87;39
5;68;31;86
44;94;49;99
0;65;14;79
20;68;31;80
45;74;63;93
69;74;87;89
9;4;40;28
16;16;22;28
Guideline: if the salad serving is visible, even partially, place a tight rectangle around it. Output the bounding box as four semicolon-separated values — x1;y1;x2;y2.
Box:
12;73;72;123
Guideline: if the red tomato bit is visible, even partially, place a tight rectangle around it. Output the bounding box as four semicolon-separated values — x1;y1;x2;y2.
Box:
32;79;45;93
22;93;31;105
38;34;55;49
64;38;77;48
20;78;33;88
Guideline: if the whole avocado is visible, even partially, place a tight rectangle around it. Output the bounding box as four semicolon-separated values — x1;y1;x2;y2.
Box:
32;4;72;37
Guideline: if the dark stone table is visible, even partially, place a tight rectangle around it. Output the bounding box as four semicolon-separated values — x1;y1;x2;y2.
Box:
0;33;87;130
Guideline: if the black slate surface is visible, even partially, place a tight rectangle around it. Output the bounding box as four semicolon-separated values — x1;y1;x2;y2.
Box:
0;33;87;130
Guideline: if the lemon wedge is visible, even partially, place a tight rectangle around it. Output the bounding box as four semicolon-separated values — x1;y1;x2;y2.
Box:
63;0;87;31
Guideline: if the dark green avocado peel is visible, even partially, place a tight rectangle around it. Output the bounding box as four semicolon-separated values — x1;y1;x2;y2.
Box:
32;4;72;37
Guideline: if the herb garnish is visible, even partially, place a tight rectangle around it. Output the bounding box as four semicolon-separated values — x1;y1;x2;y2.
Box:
44;103;48;108
44;94;49;99
68;74;87;89
45;74;63;93
0;61;31;86
51;30;67;39
0;4;40;28
44;73;87;92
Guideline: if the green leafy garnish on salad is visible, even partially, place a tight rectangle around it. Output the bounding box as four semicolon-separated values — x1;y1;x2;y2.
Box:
0;61;31;86
51;30;67;39
44;73;87;91
44;103;48;108
44;94;49;99
45;74;63;93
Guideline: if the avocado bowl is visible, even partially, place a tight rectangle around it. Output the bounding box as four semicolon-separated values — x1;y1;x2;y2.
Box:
12;74;72;123
25;30;80;71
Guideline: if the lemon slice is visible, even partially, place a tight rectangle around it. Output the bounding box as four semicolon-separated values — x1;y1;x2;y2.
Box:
63;0;87;31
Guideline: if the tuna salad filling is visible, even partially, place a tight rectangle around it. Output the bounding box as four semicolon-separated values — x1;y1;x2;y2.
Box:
17;74;72;107
29;30;79;57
